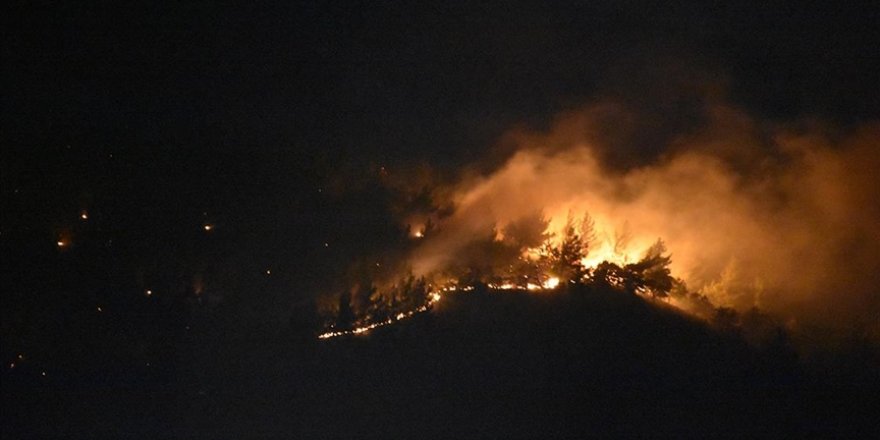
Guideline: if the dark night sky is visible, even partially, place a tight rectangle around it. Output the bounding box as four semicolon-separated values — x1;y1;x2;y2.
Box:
2;2;879;438
4;1;877;263
5;2;878;162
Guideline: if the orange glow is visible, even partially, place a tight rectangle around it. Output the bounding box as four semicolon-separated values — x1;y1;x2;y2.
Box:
393;103;880;338
318;286;444;339
313;92;880;346
203;224;214;231
319;280;572;340
55;228;73;249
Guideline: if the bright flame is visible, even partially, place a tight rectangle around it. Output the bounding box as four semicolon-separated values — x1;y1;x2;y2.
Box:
318;286;445;339
579;246;630;270
319;278;576;340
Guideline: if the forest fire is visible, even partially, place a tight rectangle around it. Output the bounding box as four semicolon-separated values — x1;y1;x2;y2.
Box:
318;291;443;339
318;219;676;340
318;104;880;341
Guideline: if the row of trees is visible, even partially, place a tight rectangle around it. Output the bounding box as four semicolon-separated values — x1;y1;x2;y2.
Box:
492;211;675;298
334;273;430;331
329;211;677;332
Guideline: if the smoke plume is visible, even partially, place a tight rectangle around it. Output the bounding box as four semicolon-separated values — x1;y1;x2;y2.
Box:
403;95;880;337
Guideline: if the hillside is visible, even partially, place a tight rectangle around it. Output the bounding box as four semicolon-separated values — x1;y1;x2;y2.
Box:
5;285;877;438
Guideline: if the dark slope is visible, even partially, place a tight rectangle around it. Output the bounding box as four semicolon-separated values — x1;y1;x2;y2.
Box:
171;287;859;439
5;286;876;438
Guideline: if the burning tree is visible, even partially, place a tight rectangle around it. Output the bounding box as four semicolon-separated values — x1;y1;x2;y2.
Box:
503;212;550;287
388;273;429;313
589;239;674;298
623;239;675;298
502;211;550;251
542;212;595;285
449;225;521;287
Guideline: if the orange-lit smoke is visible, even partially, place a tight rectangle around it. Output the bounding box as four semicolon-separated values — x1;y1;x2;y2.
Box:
406;101;880;336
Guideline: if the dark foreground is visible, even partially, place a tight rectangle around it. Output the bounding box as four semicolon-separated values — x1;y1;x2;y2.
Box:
3;286;878;438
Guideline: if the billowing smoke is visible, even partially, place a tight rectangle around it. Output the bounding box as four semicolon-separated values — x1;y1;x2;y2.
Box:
402;97;880;337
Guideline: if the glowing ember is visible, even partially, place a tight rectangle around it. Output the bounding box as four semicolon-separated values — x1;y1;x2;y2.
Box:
543;277;560;289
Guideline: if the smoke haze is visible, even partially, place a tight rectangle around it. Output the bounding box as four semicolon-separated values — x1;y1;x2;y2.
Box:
404;92;880;337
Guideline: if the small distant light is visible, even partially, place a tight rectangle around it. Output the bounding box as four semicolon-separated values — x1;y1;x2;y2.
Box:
97;306;103;312
203;224;213;231
41;371;46;377
414;231;424;238
17;354;24;360
145;289;153;297
56;240;66;248
80;210;89;220
9;362;14;369
324;242;329;247
265;269;271;275
146;362;151;367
